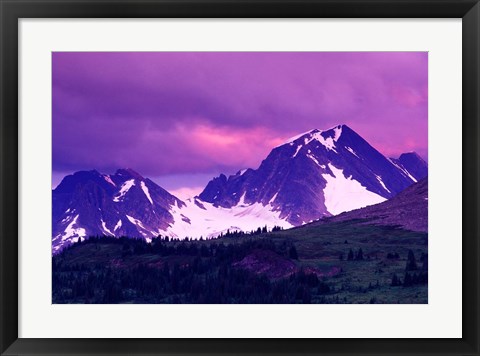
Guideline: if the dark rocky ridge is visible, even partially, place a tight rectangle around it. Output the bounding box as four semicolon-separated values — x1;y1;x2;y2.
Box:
390;152;428;182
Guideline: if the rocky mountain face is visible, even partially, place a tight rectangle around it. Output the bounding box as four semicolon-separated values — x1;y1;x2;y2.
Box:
390;152;428;182
199;125;426;225
52;125;427;253
52;168;184;253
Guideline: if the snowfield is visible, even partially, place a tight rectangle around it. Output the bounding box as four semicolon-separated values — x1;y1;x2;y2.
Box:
322;164;386;215
165;197;293;239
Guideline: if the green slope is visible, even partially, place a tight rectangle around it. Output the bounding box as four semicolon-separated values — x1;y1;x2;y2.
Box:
53;218;427;304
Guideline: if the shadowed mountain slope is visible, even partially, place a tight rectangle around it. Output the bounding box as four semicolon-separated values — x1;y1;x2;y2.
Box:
311;177;428;232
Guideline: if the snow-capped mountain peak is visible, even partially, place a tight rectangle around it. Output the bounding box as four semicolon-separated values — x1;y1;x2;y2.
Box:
280;124;347;156
115;168;145;181
199;124;425;225
52;125;427;253
281;124;346;147
52;168;184;252
280;128;319;146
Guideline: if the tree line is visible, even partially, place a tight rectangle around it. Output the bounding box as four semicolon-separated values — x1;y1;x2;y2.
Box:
391;250;428;287
53;236;328;304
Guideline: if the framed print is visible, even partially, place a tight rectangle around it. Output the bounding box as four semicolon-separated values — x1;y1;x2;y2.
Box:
1;0;479;355
49;51;429;305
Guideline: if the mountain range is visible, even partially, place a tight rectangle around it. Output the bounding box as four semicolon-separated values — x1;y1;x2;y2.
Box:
52;124;427;253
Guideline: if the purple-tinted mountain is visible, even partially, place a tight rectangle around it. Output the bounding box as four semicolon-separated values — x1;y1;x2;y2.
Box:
390;152;428;182
52;124;427;253
313;177;428;232
199;125;420;225
52;168;184;253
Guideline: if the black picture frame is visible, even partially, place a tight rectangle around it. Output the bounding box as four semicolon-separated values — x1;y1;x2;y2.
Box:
1;0;479;355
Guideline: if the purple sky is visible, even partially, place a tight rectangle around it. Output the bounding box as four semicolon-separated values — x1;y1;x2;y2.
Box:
53;52;428;197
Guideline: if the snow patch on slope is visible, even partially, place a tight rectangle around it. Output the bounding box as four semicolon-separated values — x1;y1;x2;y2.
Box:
322;164;386;215
61;215;72;223
237;192;248;206
268;192;278;204
140;181;153;204
114;219;122;231
280;129;317;146
307;132;338;152
280;126;343;151
62;214;86;242
345;146;360;158
375;174;391;193
101;219;115;236
125;215;154;243
306;153;325;168
126;214;146;230
113;179;135;202
103;175;116;187
388;159;418;183
292;145;303;158
333;125;343;141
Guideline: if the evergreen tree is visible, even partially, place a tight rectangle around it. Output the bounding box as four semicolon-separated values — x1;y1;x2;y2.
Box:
406;250;418;271
391;273;400;286
289;246;299;260
347;249;354;261
356;248;364;261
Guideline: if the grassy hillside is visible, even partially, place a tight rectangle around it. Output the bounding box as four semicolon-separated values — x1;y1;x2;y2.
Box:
267;220;427;303
53;218;427;304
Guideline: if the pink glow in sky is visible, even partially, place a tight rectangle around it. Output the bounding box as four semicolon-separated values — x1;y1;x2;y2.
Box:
52;52;427;189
